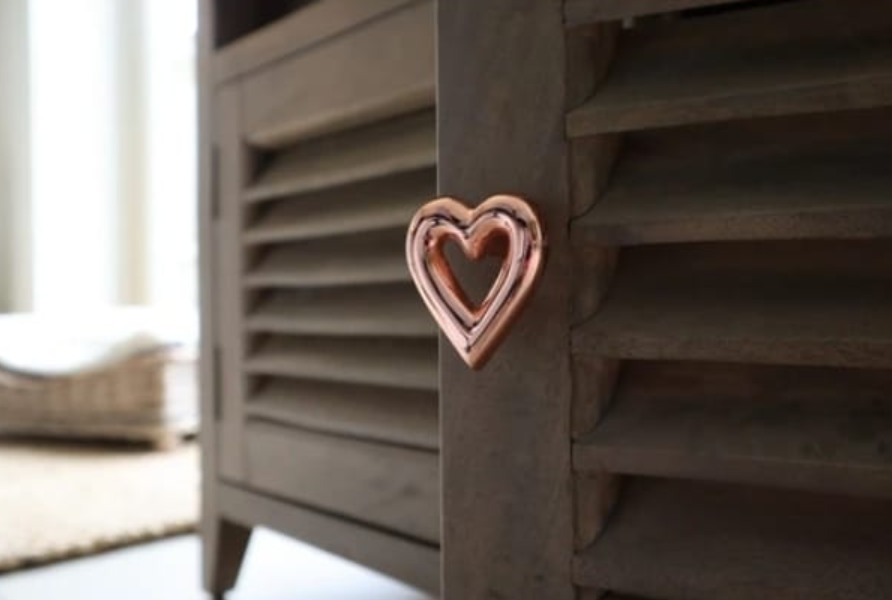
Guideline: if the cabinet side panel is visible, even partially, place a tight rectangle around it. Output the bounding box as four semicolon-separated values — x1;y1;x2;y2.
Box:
438;2;575;599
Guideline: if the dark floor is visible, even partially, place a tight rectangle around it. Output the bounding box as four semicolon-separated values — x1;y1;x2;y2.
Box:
0;529;432;600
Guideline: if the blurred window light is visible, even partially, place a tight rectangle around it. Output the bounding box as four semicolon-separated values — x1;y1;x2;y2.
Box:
27;0;198;316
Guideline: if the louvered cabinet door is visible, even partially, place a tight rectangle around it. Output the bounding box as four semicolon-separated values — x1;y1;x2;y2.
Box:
440;1;892;599
208;0;440;580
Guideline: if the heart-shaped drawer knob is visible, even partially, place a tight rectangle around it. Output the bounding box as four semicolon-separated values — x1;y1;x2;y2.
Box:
406;195;546;370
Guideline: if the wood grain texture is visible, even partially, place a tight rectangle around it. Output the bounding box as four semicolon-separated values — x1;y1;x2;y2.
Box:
204;1;440;592
245;228;409;288
244;422;439;543
242;0;434;148
214;0;415;84
570;2;892;599
244;168;434;245
246;286;435;338
246;336;438;391
565;0;751;25
247;378;438;450
573;241;892;368
439;1;575;598
567;0;892;136
573;108;892;245
574;478;892;599
244;110;435;203
575;361;892;497
219;484;440;594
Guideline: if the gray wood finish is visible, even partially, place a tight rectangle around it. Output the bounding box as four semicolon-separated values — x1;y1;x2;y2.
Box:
568;2;892;599
440;1;892;599
246;379;438;450
575;361;892;498
200;1;439;595
200;2;253;592
244;423;439;543
243;169;434;245
565;22;624;564
573;108;892;245
245;286;436;338
575;479;892;599
567;0;892;136
241;0;435;149
438;1;577;598
573;241;892;368
244;229;410;289
244;110;435;203
203;517;252;595
245;336;438;391
213;0;415;85
215;83;251;482
219;485;440;594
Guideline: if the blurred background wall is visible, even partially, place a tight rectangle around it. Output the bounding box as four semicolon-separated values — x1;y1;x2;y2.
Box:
0;0;32;313
0;0;196;316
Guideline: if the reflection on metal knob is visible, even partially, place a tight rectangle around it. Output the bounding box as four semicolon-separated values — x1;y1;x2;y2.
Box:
406;195;546;370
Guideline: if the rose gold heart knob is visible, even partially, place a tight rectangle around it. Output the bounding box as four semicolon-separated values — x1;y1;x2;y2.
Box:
406;195;546;370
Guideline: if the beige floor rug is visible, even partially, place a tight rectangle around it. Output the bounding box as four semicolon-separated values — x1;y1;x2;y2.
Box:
0;439;199;572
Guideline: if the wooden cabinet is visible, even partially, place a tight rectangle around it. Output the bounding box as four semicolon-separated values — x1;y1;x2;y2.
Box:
438;1;892;599
199;0;438;594
202;1;892;598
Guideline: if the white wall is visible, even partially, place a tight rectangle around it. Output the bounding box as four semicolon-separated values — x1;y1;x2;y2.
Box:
1;0;197;315
29;0;121;313
0;0;32;313
144;0;199;312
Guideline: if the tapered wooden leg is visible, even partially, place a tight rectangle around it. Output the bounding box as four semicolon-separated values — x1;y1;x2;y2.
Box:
203;515;252;596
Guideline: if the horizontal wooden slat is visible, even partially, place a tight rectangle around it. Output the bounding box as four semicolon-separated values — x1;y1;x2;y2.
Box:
246;286;435;338
573;241;892;368
245;229;408;288
244;168;434;245
247;378;438;450
244;422;439;543
246;336;438;391
242;0;434;148
573;109;892;245
567;0;892;136
574;478;892;599
565;0;750;25
575;361;892;497
218;483;439;593
214;0;414;84
244;110;435;203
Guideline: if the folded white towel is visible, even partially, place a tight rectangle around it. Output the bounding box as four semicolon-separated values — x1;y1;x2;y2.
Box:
0;307;197;377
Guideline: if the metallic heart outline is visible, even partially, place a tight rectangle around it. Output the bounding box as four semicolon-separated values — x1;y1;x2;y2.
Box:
406;195;546;369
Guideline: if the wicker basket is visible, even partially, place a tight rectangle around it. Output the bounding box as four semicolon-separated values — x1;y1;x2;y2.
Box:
0;347;197;449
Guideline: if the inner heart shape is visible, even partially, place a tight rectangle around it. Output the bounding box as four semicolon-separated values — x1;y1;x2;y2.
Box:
406;195;546;369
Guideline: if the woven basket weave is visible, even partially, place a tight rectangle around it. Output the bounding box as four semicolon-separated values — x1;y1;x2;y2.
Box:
0;348;197;449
